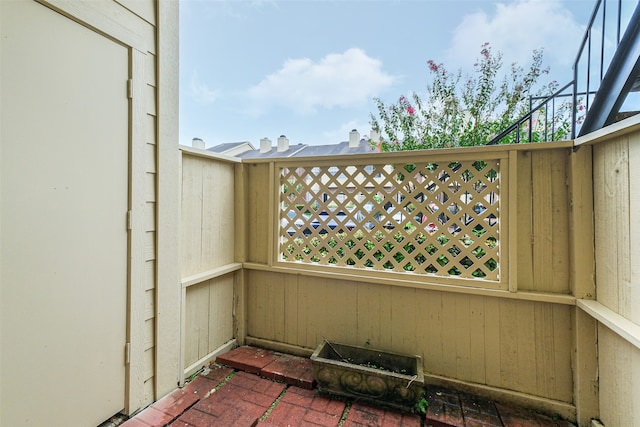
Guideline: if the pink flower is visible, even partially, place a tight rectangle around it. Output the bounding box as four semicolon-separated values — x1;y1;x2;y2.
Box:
427;60;439;72
480;42;491;59
407;106;415;115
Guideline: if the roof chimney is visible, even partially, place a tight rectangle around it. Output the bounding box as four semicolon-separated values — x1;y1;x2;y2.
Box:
192;137;205;149
260;137;272;153
277;135;289;152
369;129;380;143
349;129;360;148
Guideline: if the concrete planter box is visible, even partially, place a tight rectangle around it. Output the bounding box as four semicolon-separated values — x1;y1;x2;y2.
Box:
310;341;424;411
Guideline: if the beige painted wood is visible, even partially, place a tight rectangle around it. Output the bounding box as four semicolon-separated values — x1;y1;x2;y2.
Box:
597;326;640;427
244;270;574;404
1;1;129;424
115;0;156;25
568;146;595;299
181;154;236;277
529;149;570;293
594;138;631;314
628;131;640;325
148;0;180;397
246;163;271;264
507;151;518;292
572;308;599;426
578;299;640;350
126;46;150;415
516;151;535;290
184;276;234;367
40;0;149;52
514;149;571;293
586;125;640;427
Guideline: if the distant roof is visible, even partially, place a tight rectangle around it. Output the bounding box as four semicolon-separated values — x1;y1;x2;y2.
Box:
209;139;375;158
295;140;374;157
207;141;253;154
238;143;308;158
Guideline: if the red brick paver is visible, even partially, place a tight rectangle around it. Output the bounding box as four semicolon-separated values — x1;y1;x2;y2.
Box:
151;373;225;418
495;403;575;427
460;393;502;427
120;418;149;427
425;386;464;427
191;371;286;426
261;353;316;389
122;346;577;427
128;406;174;426
216;345;277;374
266;386;346;427
343;402;421;427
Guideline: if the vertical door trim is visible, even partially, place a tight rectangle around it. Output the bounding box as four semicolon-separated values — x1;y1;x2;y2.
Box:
126;46;148;414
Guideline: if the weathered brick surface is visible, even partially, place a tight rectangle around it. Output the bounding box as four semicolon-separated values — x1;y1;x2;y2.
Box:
202;365;234;384
120;418;151;427
343;402;421;427
122;347;578;427
152;380;214;418
216;346;277;374
190;371;286;426
495;402;575;427
260;353;316;389
460;392;502;427
130;406;175;426
266;386;346;427
170;408;218;427
425;388;464;427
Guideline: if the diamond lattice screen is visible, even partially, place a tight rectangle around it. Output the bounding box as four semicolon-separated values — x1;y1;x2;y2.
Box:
279;160;500;281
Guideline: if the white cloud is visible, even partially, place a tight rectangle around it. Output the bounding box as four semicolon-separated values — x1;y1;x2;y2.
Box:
322;119;372;143
190;71;220;105
246;48;396;114
446;0;584;73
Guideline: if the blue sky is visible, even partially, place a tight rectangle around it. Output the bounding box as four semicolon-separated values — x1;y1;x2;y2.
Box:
179;0;598;147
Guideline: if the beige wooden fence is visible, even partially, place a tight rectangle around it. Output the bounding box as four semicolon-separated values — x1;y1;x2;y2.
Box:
179;147;242;381
179;118;640;426
242;141;585;420
574;117;640;427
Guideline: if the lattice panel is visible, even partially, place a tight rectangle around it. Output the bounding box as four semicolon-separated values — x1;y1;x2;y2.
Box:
278;159;501;281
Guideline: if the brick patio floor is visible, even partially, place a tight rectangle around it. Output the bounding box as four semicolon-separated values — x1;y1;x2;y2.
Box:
121;346;575;427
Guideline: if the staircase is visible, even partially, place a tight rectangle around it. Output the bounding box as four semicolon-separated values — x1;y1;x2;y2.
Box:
488;0;640;145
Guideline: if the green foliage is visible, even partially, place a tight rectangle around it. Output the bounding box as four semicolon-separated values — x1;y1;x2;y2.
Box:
415;389;428;415
370;43;569;151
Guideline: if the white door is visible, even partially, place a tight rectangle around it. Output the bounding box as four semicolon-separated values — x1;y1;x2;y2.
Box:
1;1;129;425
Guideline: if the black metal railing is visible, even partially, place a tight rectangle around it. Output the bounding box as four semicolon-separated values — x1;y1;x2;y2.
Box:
488;0;637;145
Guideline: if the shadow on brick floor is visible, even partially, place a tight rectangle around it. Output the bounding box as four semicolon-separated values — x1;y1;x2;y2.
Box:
120;346;575;427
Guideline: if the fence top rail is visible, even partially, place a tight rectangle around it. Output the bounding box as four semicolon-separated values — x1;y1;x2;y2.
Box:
179;144;243;163
575;113;640;146
241;140;574;165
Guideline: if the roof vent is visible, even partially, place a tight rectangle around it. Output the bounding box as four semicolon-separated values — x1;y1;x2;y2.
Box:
277;135;289;152
349;129;360;148
260;137;272;153
192;137;205;149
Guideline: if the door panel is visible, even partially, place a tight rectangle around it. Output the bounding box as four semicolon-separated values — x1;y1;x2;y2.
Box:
1;1;129;425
